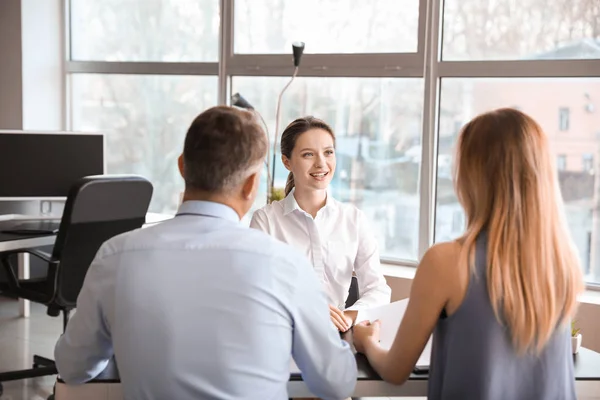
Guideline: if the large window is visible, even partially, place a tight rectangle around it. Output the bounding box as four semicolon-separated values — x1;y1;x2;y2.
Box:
66;0;600;285
71;74;218;213
232;77;423;260
234;0;420;54
434;0;600;285
70;0;220;61
435;78;600;283
442;0;600;61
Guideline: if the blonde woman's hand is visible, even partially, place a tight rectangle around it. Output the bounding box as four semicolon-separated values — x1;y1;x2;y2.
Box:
353;320;381;354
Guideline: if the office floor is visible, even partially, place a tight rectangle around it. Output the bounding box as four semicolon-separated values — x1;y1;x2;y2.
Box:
0;298;60;400
0;298;425;400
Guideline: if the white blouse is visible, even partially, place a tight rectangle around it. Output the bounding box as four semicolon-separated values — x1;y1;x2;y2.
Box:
250;189;391;311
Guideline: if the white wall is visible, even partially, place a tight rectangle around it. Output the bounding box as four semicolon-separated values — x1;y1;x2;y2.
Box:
21;0;64;130
0;0;24;129
0;0;63;130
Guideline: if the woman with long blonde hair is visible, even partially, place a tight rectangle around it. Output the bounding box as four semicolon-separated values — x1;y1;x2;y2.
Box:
353;108;584;399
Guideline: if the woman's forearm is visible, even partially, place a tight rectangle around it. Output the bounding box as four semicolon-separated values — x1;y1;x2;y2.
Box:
364;341;407;385
364;341;390;376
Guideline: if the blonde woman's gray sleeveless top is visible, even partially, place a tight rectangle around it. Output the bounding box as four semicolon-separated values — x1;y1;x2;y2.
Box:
428;232;576;400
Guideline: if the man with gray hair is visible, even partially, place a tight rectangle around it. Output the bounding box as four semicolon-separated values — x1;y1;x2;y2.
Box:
54;106;357;399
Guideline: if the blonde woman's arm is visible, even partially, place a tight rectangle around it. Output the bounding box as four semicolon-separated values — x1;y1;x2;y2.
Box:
353;241;461;384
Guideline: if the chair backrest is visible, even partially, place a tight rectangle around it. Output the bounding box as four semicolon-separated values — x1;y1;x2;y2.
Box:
51;175;153;307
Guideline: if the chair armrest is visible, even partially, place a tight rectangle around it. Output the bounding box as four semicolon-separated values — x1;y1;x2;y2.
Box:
26;249;59;264
0;249;59;294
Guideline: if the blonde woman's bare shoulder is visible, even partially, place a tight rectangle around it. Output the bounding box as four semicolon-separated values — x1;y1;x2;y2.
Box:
421;240;461;262
418;240;463;277
417;240;468;312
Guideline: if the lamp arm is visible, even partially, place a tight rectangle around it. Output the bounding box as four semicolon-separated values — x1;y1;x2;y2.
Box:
270;66;299;202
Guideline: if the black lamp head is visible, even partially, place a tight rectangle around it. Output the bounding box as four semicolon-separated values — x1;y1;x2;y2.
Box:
231;93;254;110
292;41;305;67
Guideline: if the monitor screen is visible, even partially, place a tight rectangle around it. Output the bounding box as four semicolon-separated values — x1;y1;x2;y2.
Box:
0;131;104;199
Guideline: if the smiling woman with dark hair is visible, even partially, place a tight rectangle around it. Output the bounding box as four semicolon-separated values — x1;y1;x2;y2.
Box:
250;116;391;332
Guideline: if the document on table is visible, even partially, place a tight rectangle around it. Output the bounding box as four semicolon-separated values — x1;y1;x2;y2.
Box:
355;298;432;370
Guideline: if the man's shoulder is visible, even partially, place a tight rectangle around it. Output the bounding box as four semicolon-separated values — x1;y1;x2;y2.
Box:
93;227;143;260
95;219;308;268
230;226;308;264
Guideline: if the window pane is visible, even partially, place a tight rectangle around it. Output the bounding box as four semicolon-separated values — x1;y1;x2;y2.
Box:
233;77;424;261
435;78;600;284
234;0;419;54
71;74;218;213
442;0;600;61
70;0;219;61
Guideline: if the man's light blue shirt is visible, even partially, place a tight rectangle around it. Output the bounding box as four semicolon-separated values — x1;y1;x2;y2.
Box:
54;201;357;400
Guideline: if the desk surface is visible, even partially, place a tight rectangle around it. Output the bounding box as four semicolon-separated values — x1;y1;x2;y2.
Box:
59;347;600;385
7;216;599;389
0;220;56;251
0;213;173;252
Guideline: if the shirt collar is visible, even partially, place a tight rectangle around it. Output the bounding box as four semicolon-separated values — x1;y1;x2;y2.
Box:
282;188;334;216
176;200;240;223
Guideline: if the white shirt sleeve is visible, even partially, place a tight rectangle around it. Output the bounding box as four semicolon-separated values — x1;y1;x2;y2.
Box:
249;208;270;234
345;210;392;311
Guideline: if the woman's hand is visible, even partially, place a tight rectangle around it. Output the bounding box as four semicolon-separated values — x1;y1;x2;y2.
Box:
353;320;381;354
329;305;352;332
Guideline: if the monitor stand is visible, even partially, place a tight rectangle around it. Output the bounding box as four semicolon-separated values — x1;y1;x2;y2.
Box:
0;200;64;221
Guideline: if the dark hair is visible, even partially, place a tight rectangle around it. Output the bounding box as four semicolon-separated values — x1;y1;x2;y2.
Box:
280;116;335;196
183;106;267;193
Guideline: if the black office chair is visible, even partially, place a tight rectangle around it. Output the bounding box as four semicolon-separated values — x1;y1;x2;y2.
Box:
345;275;359;309
0;175;153;397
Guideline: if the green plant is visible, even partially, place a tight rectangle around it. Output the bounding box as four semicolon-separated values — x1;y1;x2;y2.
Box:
269;187;285;203
571;321;581;337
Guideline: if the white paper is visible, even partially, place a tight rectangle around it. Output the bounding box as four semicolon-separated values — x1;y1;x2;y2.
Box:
355;299;408;349
355;298;431;369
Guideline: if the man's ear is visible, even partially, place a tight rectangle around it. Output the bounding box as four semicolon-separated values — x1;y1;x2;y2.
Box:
282;155;292;172
241;170;260;200
178;154;185;178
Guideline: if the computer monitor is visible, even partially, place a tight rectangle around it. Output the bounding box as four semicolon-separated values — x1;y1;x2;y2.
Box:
0;130;105;200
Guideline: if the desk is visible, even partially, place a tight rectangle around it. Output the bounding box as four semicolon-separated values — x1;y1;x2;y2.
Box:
0;213;172;317
54;348;600;398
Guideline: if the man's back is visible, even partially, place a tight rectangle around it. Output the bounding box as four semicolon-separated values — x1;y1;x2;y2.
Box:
55;201;357;400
